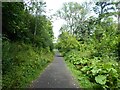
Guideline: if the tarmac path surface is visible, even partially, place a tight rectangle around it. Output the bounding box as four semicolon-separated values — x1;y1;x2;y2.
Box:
30;51;80;88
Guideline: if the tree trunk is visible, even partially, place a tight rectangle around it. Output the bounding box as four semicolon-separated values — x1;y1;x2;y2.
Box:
117;3;120;31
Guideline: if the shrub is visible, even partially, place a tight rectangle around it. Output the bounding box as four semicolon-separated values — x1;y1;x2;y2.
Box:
57;32;80;55
2;41;54;89
64;50;120;89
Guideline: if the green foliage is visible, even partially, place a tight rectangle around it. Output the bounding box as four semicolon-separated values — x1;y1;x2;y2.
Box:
64;50;120;89
56;2;89;40
95;75;106;85
2;41;54;89
2;2;25;40
56;0;120;89
2;1;54;89
2;2;54;49
57;15;120;89
57;32;80;55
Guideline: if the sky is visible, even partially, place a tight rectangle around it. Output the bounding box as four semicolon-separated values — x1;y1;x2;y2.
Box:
43;0;118;42
23;0;94;42
44;0;91;42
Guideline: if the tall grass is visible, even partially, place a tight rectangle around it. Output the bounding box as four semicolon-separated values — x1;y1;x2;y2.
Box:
2;40;54;89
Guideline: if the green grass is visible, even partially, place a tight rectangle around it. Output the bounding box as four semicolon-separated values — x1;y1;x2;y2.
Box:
65;60;95;89
2;41;54;89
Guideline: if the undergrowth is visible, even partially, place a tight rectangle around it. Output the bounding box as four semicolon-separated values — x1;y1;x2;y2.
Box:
2;40;54;89
64;50;120;90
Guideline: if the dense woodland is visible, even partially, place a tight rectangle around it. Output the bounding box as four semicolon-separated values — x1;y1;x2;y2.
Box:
56;1;120;89
2;1;54;89
2;0;120;89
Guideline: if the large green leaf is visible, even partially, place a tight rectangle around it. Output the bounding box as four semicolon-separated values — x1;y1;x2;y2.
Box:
95;75;107;85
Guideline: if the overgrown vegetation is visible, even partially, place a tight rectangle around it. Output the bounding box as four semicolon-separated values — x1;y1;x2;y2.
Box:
56;1;120;89
2;1;54;89
2;41;53;88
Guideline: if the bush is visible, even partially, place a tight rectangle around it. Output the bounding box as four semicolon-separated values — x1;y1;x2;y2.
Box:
2;41;54;89
64;50;120;89
57;32;80;55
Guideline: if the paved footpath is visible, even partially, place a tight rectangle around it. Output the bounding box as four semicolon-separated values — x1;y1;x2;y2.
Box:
29;51;80;88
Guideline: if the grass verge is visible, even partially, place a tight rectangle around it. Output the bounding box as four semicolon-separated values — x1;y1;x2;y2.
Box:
65;60;95;90
2;40;54;89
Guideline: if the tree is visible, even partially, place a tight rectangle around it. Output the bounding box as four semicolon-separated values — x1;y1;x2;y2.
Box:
2;1;54;50
2;2;25;41
93;1;118;22
57;32;80;54
56;2;95;43
56;2;87;35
